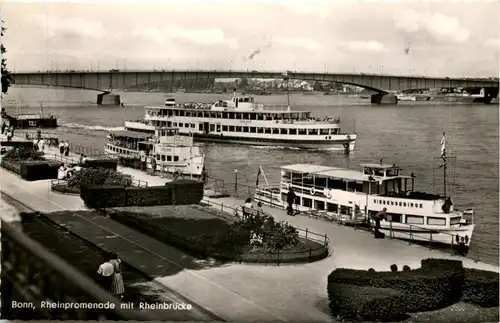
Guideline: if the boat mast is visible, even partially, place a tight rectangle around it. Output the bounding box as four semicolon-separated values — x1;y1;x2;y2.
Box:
441;132;447;199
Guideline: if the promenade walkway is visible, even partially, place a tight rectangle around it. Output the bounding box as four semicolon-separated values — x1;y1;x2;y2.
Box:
2;146;498;322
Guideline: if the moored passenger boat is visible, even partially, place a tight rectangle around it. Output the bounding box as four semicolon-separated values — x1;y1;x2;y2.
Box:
104;127;205;177
254;134;475;247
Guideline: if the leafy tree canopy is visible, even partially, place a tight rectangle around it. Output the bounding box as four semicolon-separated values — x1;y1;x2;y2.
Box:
1;20;13;94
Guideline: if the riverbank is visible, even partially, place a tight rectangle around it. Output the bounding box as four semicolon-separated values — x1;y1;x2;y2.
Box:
2;161;498;321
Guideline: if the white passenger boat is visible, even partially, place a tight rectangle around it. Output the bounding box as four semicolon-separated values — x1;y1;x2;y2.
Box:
125;93;357;150
104;127;205;177
254;135;475;247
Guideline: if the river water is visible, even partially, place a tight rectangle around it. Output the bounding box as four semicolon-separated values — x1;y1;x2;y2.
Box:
3;85;499;264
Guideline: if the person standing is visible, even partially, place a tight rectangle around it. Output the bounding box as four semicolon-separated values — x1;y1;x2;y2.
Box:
109;252;125;299
59;141;65;156
372;207;387;238
38;138;45;153
64;141;70;156
286;186;297;216
97;253;114;292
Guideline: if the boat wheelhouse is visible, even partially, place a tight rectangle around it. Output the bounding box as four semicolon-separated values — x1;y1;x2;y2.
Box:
254;162;475;247
104;127;205;177
132;93;357;150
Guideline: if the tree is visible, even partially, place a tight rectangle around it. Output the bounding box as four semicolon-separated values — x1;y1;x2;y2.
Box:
1;20;13;94
313;81;323;91
238;77;249;89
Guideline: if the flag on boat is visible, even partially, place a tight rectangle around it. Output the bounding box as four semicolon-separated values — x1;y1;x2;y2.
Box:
256;165;262;186
440;132;446;161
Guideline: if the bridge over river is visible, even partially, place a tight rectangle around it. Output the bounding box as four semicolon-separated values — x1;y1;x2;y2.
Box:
11;70;499;105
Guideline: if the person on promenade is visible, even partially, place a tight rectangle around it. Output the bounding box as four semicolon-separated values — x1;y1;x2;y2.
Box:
59;141;64;156
109;252;125;299
57;164;65;180
38;138;45;153
1;122;6;135
286;187;297;216
256;202;264;216
200;167;207;184
97;252;115;293
33;138;39;151
79;154;84;165
372;207;387;238
242;198;253;220
64;141;70;156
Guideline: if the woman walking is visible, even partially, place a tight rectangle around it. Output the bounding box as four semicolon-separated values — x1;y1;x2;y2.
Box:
109;252;125;299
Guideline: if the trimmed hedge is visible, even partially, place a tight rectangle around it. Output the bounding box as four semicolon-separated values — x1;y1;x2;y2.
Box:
1;159;60;181
462;268;499;307
80;180;204;208
80;185;127;208
83;159;118;170
327;258;465;321
327;283;407;322
126;186;174;206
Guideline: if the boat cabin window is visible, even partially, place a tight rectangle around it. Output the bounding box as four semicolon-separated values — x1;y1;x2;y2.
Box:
280;128;287;135
331;128;339;135
264;128;271;134
308;129;318;135
302;197;312;208
243;127;249;133
289;128;297;135
281;170;292;183
450;217;461;225
327;203;338;213
272;128;279;134
222;125;228;131
257;127;264;133
327;178;344;190
386;213;402;223
235;126;242;132
314;175;327;189
427;217;446;226
314;200;325;210
250;127;257;133
229;126;235;132
320;129;329;135
291;172;302;186
298;129;307;135
406;215;424;225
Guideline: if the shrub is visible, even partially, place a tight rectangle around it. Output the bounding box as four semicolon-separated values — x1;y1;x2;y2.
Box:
390;264;398;272
368;268;375;272
168;179;204;205
83;159;118;170
403;265;411;271
3;147;44;161
67;168;132;188
462;268;499;308
328;259;464;313
80;185;127;208
125;186;174;206
328;283;407;322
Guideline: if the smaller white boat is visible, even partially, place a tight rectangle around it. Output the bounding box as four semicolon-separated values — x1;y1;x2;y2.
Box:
104;127;205;178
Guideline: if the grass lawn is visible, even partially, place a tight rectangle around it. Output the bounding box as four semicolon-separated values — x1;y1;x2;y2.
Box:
110;204;327;262
407;301;499;322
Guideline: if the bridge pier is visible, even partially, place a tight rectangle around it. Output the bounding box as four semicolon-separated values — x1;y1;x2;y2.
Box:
96;92;121;105
371;93;398;105
483;87;499;104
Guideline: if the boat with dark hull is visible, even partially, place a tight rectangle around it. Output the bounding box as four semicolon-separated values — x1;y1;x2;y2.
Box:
1;102;58;129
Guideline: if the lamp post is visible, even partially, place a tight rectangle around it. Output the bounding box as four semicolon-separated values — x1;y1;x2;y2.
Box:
234;169;238;195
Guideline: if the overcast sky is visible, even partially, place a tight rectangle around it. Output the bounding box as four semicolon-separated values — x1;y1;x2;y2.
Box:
2;0;499;77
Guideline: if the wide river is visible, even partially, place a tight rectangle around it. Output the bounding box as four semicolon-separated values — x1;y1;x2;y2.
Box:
3;86;499;265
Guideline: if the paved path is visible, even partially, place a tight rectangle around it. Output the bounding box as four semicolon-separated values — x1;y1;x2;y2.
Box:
2;159;499;322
